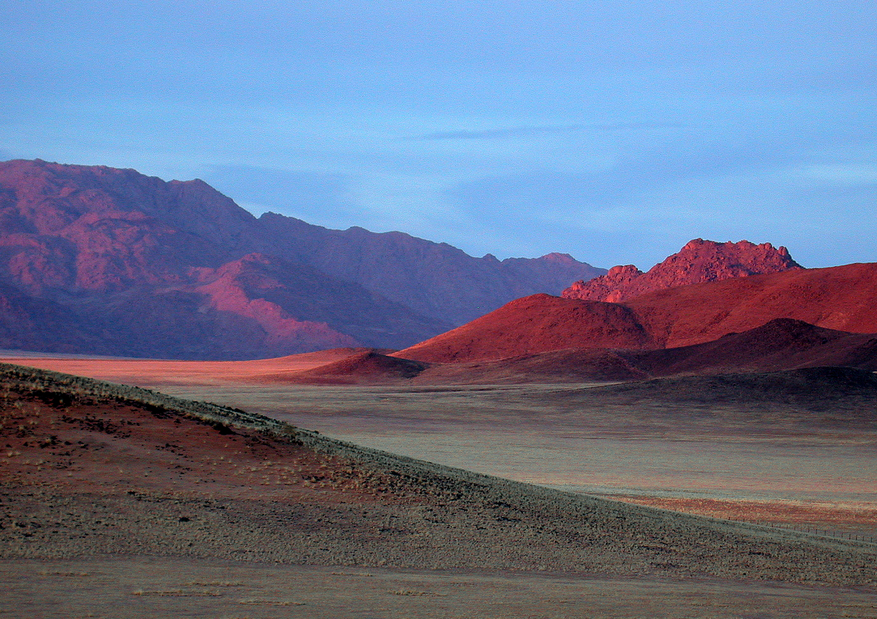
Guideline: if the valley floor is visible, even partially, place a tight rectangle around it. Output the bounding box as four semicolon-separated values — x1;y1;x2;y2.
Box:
155;381;877;539
2;359;876;617
4;557;877;619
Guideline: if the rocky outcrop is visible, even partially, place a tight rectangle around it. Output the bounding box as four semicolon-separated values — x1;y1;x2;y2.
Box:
563;239;802;303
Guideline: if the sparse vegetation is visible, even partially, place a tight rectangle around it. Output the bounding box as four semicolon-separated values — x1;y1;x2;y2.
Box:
0;363;297;440
0;359;875;619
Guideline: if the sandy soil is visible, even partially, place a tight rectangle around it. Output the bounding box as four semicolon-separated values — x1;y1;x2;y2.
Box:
0;350;361;387
4;558;877;619
1;364;876;617
4;354;877;538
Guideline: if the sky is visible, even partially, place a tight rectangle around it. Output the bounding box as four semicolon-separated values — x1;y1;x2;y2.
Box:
2;1;876;269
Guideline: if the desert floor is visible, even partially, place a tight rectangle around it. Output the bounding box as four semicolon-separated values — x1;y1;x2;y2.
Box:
4;354;876;536
4;557;877;619
159;379;877;539
2;355;876;617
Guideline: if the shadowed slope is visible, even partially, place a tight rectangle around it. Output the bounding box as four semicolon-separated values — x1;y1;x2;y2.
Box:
257;215;606;325
1;364;875;586
254;350;428;384
618;318;877;377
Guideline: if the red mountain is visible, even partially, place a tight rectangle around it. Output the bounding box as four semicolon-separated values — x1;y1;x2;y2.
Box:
393;319;877;383
563;239;802;303
398;263;877;366
0;159;603;358
625;262;877;348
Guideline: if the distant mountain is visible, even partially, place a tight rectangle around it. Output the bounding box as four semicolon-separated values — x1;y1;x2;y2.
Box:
397;262;877;364
252;214;603;325
563;239;801;303
0;159;603;358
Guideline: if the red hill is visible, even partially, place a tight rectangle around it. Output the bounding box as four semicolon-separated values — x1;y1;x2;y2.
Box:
625;262;877;349
395;294;653;363
273;350;428;384
399;263;877;368
563;239;801;303
397;318;877;383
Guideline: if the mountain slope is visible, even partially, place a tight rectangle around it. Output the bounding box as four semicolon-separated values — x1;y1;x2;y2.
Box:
398;264;877;365
0;159;602;357
396;294;654;363
625;262;877;348
254;213;604;324
618;318;877;378
563;239;801;303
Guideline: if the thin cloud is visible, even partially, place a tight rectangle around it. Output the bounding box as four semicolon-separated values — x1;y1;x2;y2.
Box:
412;125;584;141
410;122;684;141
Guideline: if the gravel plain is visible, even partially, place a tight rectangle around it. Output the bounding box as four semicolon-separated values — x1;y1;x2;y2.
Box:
1;364;876;617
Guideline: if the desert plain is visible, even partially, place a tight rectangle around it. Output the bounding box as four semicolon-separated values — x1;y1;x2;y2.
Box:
1;352;875;617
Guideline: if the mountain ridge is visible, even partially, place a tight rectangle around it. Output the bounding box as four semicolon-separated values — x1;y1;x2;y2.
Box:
398;262;877;364
0;159;603;358
563;238;802;303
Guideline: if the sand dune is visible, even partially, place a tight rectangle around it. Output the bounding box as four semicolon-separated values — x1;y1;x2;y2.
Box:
6;316;877;388
0;348;366;387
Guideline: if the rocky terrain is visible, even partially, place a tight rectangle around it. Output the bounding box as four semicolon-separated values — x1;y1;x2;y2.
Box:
396;263;877;365
1;363;874;590
0;159;603;358
563;238;802;302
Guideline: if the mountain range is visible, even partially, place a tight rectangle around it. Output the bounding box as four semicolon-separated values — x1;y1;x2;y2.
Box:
4;158;875;373
0;159;603;358
396;263;877;380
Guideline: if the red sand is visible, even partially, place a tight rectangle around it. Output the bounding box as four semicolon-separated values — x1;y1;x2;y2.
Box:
0;348;366;387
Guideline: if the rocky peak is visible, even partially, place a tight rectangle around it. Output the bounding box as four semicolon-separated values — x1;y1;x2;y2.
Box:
563;239;802;303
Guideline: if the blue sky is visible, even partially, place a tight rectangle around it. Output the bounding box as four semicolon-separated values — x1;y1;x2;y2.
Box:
2;1;876;269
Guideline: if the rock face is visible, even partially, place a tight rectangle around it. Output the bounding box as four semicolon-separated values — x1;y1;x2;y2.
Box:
0;159;603;358
563;239;802;303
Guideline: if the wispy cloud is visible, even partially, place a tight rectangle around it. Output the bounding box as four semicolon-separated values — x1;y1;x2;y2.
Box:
411;125;584;141
798;164;877;186
410;121;685;141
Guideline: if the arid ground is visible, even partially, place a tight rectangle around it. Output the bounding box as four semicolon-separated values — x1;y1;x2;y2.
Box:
7;353;876;537
1;355;876;617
